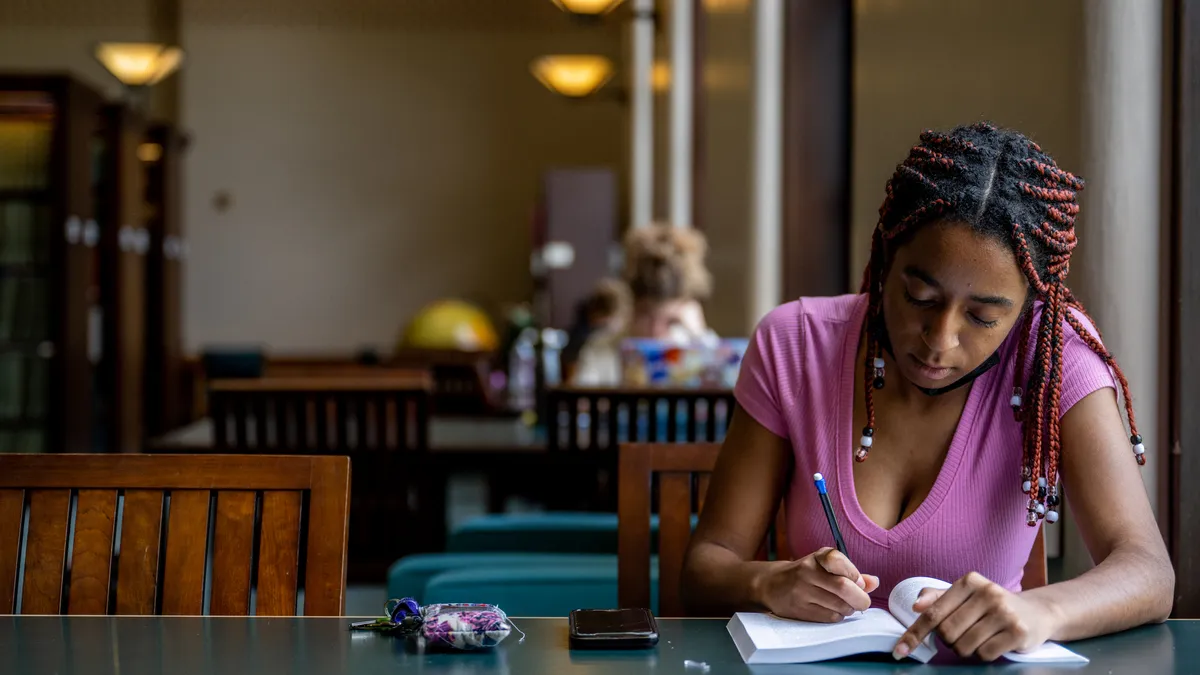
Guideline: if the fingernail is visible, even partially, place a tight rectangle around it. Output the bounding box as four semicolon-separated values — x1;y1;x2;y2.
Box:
892;643;910;660
856;576;866;589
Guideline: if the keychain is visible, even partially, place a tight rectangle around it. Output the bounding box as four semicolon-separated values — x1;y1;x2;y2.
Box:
350;598;523;650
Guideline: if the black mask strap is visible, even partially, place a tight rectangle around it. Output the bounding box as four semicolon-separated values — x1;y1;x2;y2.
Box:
874;316;1001;397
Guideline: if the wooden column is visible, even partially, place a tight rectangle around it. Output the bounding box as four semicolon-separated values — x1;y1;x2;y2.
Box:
1169;0;1200;618
780;0;852;300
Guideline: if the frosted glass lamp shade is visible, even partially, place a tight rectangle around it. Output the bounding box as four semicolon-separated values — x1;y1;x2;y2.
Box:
531;55;614;98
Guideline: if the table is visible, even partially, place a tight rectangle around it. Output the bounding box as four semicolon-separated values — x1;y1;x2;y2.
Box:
1;617;1194;674
150;416;546;454
149;416;604;514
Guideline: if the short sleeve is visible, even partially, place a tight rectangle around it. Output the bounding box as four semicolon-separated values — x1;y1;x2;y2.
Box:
1057;309;1119;416
733;308;793;439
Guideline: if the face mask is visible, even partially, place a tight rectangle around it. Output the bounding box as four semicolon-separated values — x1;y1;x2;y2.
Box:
874;315;1001;397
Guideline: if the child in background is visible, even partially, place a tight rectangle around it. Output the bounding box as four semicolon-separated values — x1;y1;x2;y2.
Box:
562;278;631;384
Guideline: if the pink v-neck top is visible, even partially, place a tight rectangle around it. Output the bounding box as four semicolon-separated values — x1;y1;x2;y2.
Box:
734;294;1117;605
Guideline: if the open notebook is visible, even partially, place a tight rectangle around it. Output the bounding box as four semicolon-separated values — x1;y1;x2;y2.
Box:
727;577;1088;665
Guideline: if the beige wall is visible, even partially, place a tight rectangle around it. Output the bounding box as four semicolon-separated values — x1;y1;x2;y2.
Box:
0;1;626;354
852;0;1084;286
180;23;624;353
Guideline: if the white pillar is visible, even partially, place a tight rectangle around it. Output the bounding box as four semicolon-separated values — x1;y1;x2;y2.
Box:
1063;0;1162;578
669;0;693;228
631;0;656;229
748;0;783;326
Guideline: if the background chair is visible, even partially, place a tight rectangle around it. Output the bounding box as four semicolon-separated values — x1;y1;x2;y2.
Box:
206;374;438;579
0;453;349;616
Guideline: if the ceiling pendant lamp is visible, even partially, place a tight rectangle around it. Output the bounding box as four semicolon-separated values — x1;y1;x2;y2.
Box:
551;0;626;16
95;42;184;87
531;55;615;98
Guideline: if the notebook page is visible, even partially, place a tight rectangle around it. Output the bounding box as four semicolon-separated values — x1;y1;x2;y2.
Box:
743;609;906;650
728;610;937;664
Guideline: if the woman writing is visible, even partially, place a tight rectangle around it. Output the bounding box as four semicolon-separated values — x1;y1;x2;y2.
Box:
681;123;1173;661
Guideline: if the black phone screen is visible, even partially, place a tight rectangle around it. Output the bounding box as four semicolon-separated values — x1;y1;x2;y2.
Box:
571;608;656;637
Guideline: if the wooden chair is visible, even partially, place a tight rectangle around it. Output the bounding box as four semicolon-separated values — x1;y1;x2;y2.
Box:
546;387;736;452
616;442;1048;617
206;374;440;579
0;454;349;616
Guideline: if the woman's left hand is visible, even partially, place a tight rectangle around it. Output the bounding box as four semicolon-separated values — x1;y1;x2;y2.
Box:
892;572;1060;662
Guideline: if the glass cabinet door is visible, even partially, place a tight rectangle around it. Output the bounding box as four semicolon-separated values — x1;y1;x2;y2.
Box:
0;92;54;453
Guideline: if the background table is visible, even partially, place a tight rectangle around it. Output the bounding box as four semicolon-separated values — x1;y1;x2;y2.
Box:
1;616;1193;674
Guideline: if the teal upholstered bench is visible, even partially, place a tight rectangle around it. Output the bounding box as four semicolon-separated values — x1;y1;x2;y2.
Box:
446;512;697;554
447;513;627;554
388;552;616;603
421;557;660;617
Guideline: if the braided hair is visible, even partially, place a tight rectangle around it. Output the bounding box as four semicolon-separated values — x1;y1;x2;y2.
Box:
858;122;1143;527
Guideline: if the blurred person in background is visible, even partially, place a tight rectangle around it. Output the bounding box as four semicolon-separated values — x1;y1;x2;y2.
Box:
570;223;717;386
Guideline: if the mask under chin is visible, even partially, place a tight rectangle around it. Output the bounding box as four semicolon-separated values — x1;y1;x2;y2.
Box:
873;317;1001;397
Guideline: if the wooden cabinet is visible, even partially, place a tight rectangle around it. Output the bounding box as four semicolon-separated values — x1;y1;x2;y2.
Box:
97;104;148;453
0;75;106;452
143;123;187;436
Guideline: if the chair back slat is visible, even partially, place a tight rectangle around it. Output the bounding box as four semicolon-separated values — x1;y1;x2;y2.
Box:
115;490;165;615
657;472;693;617
162;490;213;615
617;444;654;612
68;489;119;615
23;490;71;614
257;491;303;616
210;491;256;615
0;454;349;616
303;457;351;616
0;489;26;612
1024;526;1048;589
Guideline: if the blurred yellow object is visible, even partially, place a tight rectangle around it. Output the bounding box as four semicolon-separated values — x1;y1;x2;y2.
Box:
400;300;499;352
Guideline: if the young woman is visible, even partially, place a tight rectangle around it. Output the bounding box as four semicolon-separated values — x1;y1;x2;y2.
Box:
681;123;1174;661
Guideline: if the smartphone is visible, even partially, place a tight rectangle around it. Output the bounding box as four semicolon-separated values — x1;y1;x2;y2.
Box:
568;608;659;649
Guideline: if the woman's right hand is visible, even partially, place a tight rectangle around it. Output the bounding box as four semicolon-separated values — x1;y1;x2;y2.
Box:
753;548;880;623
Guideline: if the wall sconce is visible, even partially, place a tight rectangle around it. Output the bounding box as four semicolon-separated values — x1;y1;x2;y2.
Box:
95;42;184;105
531;55;616;98
552;0;627;16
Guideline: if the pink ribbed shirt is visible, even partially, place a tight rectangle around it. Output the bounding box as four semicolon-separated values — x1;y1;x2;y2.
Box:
734;294;1117;606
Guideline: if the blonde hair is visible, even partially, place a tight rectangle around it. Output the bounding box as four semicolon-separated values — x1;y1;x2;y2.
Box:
622;223;712;303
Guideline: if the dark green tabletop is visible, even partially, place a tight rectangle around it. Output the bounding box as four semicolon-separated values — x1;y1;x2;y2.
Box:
0;616;1193;674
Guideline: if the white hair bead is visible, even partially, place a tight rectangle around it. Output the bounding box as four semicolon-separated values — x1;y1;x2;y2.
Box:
1046;510;1060;524
1035;503;1046;516
1021;480;1032;493
860;435;873;448
873;357;885;369
1038;476;1047;489
1133;443;1145;456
